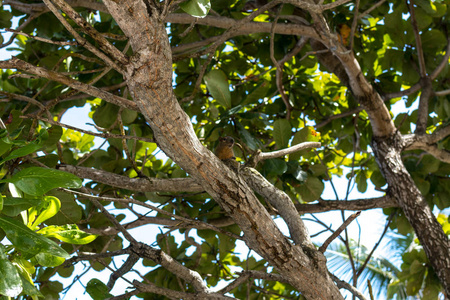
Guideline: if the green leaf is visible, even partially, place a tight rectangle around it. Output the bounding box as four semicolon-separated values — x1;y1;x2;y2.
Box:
38;224;97;245
0;10;13;28
236;121;259;150
204;69;231;108
243;81;270;105
46;191;82;225
0;142;42;165
420;155;440;174
35;252;66;267
28;196;61;230
370;170;386;188
0;216;69;259
92;102;119;128
86;278;113;300
0;138;12;157
273;119;292;149
289;129;308;161
0;244;22;297
1;197;43;217
356;171;368;193
42;126;63;151
179;0;211;18
406;260;425;295
0;167;82;196
295;177;324;202
263;159;287;176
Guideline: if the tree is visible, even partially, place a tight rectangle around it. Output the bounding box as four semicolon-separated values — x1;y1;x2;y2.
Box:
0;0;449;299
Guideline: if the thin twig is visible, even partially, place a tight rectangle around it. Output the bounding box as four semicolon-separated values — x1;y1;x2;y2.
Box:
319;211;361;253
349;0;360;51
359;0;387;19
356;212;394;277
21;115;154;143
5;28;78;46
252;142;321;165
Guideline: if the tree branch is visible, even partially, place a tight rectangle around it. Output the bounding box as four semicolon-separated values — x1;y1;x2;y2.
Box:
0;57;138;111
42;0;124;73
58;165;203;192
408;0;426;77
319;211;360;253
50;0;128;65
330;273;367;300
241;167;314;248
295;196;398;214
403;128;450;163
220;270;286;294
252;142;321;165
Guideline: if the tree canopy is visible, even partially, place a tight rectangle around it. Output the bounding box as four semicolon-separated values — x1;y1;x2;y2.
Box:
0;0;449;299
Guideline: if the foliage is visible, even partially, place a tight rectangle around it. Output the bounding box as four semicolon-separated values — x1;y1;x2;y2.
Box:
0;0;449;299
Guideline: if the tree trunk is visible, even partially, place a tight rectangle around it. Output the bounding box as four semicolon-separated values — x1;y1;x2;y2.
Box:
102;0;343;298
372;131;450;296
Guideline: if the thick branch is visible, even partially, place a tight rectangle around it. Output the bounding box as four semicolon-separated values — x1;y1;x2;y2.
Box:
403;128;450;163
373;132;450;296
58;165;203;192
241;167;314;248
103;1;342;298
296;196;397;214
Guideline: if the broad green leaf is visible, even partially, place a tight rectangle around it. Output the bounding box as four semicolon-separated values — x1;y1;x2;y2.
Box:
236;121;259;150
0;216;69;259
0;143;42;165
289;129;308;161
0;10;13;28
0;138;12;157
17;273;43;298
263;159;287;176
420;155;440;174
204;69;231;108
356;171;368;193
370;170;386;188
86;278;113;300
46;191;82;225
179;0;211;18
38;224;97;245
28;196;61;230
243;81;270;105
0;167;82;196
92;102;119;128
42;126;63;151
0;245;22;297
406;260;425;295
273;119;291;149
35;252;66;267
295;177;324;202
121;108;138;125
1;196;43;217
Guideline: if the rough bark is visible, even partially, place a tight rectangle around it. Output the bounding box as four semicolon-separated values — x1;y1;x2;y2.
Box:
372;131;450;296
101;1;343;299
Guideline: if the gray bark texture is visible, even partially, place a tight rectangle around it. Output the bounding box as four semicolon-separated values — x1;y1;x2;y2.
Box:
102;0;344;299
